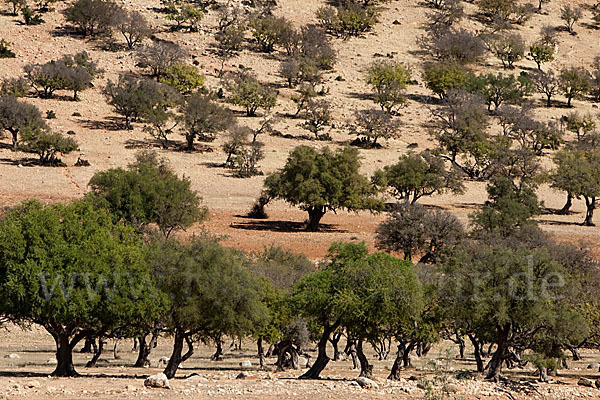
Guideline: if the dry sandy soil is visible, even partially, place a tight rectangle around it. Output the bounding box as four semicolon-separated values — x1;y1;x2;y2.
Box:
1;0;600;398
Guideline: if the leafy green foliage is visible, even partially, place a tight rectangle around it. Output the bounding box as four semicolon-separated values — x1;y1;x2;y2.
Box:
63;0;121;37
0;199;165;376
365;61;411;114
182;92;235;149
148;236;269;378
136;41;187;79
376;203;465;263
439;242;586;380
559;66;591;107
0;95;48;149
159;63;204;94
551;149;600;226
529;41;554;70
350;108;402;147
88;151;208;237
227;72;277;117
19;130;78;166
0;39;16;58
423;62;469;99
264;146;383;231
471;177;541;237
317;3;378;38
375;151;464;204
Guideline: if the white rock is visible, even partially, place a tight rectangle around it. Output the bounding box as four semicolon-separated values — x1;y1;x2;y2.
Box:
47;358;57;365
144;373;170;389
356;377;378;389
4;354;20;359
239;360;252;369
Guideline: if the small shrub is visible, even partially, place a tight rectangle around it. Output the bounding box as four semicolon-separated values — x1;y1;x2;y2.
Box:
0;77;29;97
227;73;277;117
159;63;204;94
317;3;378;38
365;60;411;114
0;40;16;58
19;130;78;166
560;5;582;34
299;99;331;140
46;110;57;119
22;6;44;25
63;0;121;37
71;112;82;117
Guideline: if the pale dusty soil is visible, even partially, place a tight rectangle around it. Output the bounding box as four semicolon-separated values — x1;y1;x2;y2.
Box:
1;326;600;400
1;0;600;398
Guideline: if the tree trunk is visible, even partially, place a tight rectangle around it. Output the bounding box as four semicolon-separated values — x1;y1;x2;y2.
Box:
356;339;373;379
113;338;120;360
211;335;224;361
185;133;195;151
388;342;406;380
299;323;338;379
468;334;484;373
257;337;266;369
546;93;552;107
568;345;582;361
134;331;159;368
558;192;573;215
402;342;415;368
51;330;81;377
11;131;18;151
134;336;149;368
455;333;466;359
538;366;548;382
484;326;510;381
584;197;596;226
85;338;104;368
306;206;326;232
125;115;132;130
329;329;343;361
163;329;185;379
80;336;95;353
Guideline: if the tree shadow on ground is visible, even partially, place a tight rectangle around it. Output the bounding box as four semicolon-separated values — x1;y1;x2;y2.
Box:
537;219;584;227
0;157;40;167
81;118;125;132
230;219;347;233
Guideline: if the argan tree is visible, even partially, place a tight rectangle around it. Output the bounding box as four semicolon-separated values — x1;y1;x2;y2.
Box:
350;108;402;147
263;146;383;231
559;66;591;107
148;237;269;379
374;151;464;204
0;199;165;377
182;92;236;150
227;72;277;117
0;95;48;149
365;61;411;114
88;151;208;237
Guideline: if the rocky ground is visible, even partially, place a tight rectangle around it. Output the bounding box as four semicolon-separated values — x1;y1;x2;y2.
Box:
1;326;600;399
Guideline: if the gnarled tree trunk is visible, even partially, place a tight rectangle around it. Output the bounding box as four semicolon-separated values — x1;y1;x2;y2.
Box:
306;206;326;232
299;322;338;379
85;337;104;368
356;339;373;379
388;342;406;380
584;197;596;226
163;329;194;379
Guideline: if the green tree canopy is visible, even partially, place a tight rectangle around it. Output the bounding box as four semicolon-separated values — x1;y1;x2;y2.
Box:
87;151;208;237
0;199;165;376
148;236;269;378
374;151;464;204
263;145;383;231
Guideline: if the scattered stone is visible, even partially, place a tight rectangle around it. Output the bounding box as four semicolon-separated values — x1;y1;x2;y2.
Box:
456;370;476;380
236;372;251;379
25;380;41;389
298;356;308;368
446;383;459;393
392;20;401;25
239;360;252;369
417;382;427;390
4;354;20;359
578;377;595;388
47;358;57;365
587;363;600;370
596;379;600;389
355;377;378;389
144;373;170;389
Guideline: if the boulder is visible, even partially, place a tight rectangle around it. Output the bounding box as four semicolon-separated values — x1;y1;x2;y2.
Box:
586;363;600;370
157;357;169;367
4;354;20;359
144;373;170;389
596;379;600;389
446;383;459;393
239;360;252;369
355;377;378;389
578;377;595;388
